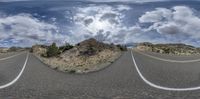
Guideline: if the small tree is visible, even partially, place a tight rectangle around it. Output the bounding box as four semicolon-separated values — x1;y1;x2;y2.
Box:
9;46;18;52
116;44;127;51
163;48;170;54
59;43;73;52
47;43;59;57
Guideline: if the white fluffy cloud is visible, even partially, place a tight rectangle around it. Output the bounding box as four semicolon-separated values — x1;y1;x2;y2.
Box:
138;6;200;45
70;5;137;44
0;13;66;47
1;4;200;47
139;8;172;23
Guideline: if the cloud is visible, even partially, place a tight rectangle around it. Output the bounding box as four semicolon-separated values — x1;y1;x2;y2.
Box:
139;8;172;23
0;13;66;47
69;4;135;44
1;3;200;47
0;0;169;2
138;6;200;46
71;4;197;46
70;5;199;45
87;0;168;3
0;0;30;2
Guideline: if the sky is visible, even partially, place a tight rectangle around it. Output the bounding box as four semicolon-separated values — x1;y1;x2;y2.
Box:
0;0;169;2
0;0;200;47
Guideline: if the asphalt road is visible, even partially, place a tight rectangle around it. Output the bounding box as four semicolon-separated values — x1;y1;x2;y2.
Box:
1;50;200;99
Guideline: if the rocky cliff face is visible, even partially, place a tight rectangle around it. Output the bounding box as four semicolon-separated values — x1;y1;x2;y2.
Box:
136;42;200;55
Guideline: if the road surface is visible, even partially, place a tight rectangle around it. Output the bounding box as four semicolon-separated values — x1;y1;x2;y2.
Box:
1;50;200;99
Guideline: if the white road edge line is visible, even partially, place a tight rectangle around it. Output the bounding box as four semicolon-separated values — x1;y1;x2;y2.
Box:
131;50;200;91
0;53;29;89
135;50;200;63
0;52;25;61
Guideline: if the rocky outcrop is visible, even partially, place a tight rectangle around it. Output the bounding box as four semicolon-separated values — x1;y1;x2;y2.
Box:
0;48;9;53
9;47;26;52
136;42;200;55
34;38;123;73
67;38;120;56
0;47;26;53
30;45;47;55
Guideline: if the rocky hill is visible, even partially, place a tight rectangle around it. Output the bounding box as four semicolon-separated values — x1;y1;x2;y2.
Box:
136;42;200;55
32;38;124;73
30;45;48;55
0;47;26;53
0;47;9;53
65;38;120;57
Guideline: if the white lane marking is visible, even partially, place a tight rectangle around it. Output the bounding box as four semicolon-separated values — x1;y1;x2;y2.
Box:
131;51;200;91
135;50;200;63
0;53;29;89
0;52;25;61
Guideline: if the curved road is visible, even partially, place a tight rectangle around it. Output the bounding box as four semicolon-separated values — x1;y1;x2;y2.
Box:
1;51;200;99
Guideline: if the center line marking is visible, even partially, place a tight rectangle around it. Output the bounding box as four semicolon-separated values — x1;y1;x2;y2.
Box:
0;53;29;89
131;50;200;91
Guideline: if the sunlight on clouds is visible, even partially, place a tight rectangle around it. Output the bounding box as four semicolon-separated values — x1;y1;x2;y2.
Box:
1;2;200;47
71;5;133;44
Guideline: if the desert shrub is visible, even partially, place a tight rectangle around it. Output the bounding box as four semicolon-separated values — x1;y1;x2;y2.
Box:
9;46;20;52
30;48;33;53
41;53;47;57
69;70;76;73
59;43;73;52
163;48;170;54
88;47;97;55
46;43;59;57
117;44;127;51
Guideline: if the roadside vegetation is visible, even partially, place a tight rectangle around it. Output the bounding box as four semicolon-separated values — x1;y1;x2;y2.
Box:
31;38;124;73
46;43;60;57
136;42;200;55
116;44;128;51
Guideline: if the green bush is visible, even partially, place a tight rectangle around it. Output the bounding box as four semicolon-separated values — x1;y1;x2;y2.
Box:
9;46;21;52
59;43;73;52
69;69;76;73
117;44;127;51
46;43;59;57
163;48;170;54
